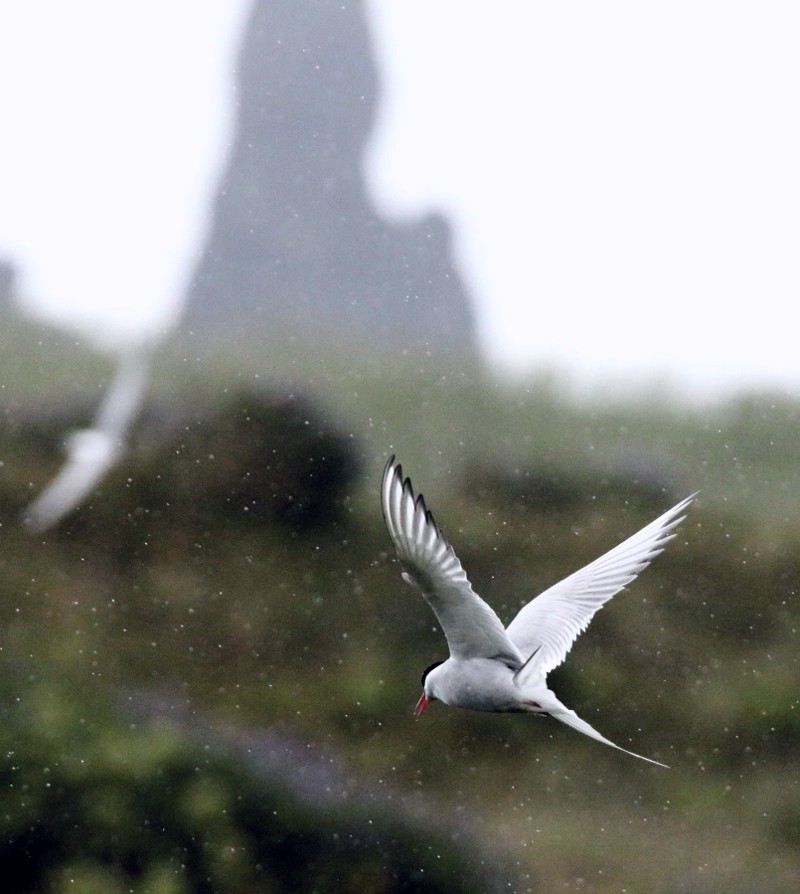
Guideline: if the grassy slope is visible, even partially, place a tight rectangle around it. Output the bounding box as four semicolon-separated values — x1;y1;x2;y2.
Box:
2;314;800;892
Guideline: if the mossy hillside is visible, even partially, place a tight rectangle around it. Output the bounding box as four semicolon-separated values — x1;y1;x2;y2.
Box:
2;321;800;891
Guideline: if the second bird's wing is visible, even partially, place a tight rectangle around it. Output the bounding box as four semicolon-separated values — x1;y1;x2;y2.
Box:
507;493;695;678
22;341;153;532
382;457;523;666
23;431;118;531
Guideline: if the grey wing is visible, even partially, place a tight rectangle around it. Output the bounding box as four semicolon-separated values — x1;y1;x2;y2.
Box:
382;457;523;666
507;493;695;677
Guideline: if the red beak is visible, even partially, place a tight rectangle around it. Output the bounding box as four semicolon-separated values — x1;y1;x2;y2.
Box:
414;692;429;718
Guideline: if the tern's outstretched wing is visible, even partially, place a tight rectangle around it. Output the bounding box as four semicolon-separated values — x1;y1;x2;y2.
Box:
23;342;152;531
23;431;119;531
507;494;695;678
94;344;152;437
382;457;523;666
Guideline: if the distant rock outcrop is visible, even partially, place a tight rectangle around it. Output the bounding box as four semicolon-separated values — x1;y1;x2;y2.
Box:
185;0;479;364
0;258;15;312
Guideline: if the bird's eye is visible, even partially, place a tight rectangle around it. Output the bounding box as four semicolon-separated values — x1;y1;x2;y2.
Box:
420;660;444;686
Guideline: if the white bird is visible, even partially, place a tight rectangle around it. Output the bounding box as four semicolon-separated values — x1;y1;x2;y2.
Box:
23;341;153;531
381;455;695;768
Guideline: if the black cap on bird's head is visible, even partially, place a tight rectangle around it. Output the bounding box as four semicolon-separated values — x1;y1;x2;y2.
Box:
415;660;444;717
420;661;443;687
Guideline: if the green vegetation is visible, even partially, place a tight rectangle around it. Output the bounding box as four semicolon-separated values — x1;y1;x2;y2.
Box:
1;314;800;892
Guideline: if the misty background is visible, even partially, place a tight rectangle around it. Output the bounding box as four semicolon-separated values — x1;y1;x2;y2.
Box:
1;2;800;893
1;1;799;396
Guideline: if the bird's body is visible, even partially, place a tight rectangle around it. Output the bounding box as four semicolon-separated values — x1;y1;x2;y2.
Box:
381;455;695;767
427;657;525;713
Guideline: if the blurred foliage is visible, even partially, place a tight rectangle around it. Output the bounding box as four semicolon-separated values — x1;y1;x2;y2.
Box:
0;676;503;894
1;318;800;891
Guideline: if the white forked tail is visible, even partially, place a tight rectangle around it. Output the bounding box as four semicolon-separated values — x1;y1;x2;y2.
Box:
537;693;669;768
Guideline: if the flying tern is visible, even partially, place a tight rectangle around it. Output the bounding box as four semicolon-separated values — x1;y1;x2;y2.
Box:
23;341;153;531
381;456;694;767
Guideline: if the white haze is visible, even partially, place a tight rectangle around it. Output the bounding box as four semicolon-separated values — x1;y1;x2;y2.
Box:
1;1;799;400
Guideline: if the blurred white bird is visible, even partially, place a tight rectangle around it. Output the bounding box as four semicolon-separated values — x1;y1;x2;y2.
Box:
382;455;695;767
23;341;153;531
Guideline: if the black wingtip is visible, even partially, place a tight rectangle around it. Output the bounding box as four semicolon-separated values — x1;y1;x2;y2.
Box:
383;455;406;494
